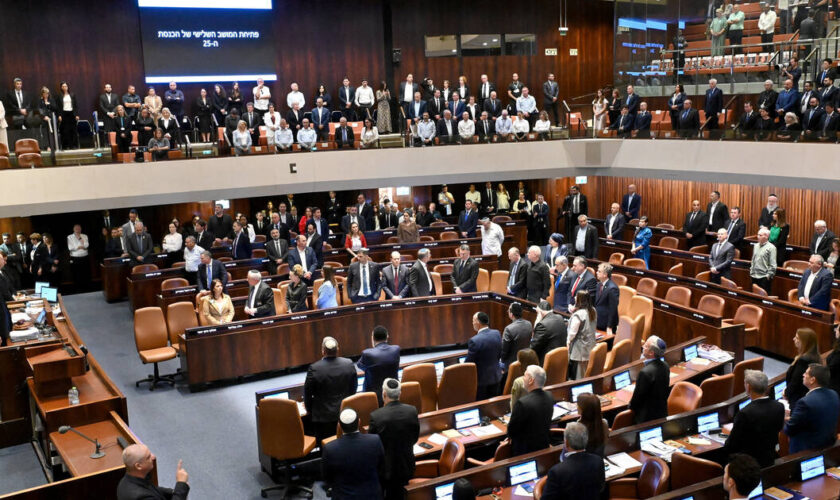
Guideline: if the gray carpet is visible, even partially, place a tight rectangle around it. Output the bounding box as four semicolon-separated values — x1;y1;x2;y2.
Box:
0;443;47;495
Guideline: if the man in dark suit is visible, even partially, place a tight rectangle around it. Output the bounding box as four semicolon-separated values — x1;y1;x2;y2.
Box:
197;251;228;293
819;76;838;107
477;74;496;108
465;312;503;400
735;101;759;140
572;215;599;259
458;201;478;238
610;106;633;138
501;302;532;370
629;336;670;424
304;337;358;440
709;228;736;284
265;228;288;275
427;90;446;121
531;194;550;246
706;190;729;232
620;184;642;221
436;110;458;145
284;103;303;142
633;102;652;138
322;409;385;499
311;98;331;141
357;326;400;402
723;370;785;467
355;194;375;230
268;211;290;242
116;444;189;500
244;270;274;318
334;117;355;149
347;249;381;303
451;245;479;293
207;204;234;242
531;301;567;364
476;112;496;143
757;194;779;229
399;75;420;116
802;96;826;140
406;92;427;124
542;73;560;125
541;423;605;500
381;251;409;300
337;78;356;121
304;223;324;268
369;379;420;500
230;221;252;260
605;203;626;241
483;91;503;121
379;206;399;229
683;200;707;249
624;85;640;116
341;206;366;234
286;235;318;283
724;207;747;248
507;365;554;456
594;263;620;333
784;364;840;453
103;228;125;259
407;249;435;297
325;192;342;225
524;246;551;304
818;102;840;141
552;256;575;313
125;221;153;266
506;248;528;299
307;208;329;240
448;93;465;118
704;79;724;138
99;84;119;132
797;254;834;311
561;185;588;241
809;220;835;259
678;99;700;138
481;181;498;215
6;78;33;129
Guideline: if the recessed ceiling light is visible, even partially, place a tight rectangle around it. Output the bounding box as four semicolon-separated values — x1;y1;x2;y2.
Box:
492;38;498;42
451;49;457;53
483;42;488;46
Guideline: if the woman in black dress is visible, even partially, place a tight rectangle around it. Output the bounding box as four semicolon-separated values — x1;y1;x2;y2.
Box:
784;327;821;408
769;208;790;267
286;265;309;313
196;88;213;143
157;108;180;149
228;82;243;116
114;105;133;153
41;233;60;288
135;107;155;148
607;88;622;126
211;84;228;127
313;83;331;109
56;81;79;150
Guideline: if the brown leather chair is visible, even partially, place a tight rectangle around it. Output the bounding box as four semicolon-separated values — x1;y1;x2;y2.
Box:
668;263;683;276
257;398;317;498
439;231;459;241
335;392;380;437
402;363;438;413
322;261;343;269
409;438;466;484
467;440;511;467
322;242;332;250
699;373;735;406
618;286;636;317
254;234;266;243
0;157;11;169
664;286;691;307
628;218;640;226
604;339;632;371
612;274;627;287
489;270;510;294
783;260;809;272
430;272;443;296
252;248;267;258
787;288;798;304
615;314;645;360
667;382;703;415
132;264;159;274
543;347;569;386
624;258;646;269
656;223;675;230
15;138;39;155
611;409;635;431
659;236;679;249
492;215;512;223
172;261;186;268
584;343;608;378
476;268;489;292
437;363;477;409
832;299;840;324
669;453;723;490
694;271;711;282
628;296;653;340
273;286;288;315
609;252;625;265
335;276;350;305
386;236;400;244
400;381;423;413
609;455;669;499
419;235;435;242
688;245;709;254
166;302;198;354
722;304;763;347
503;361;523;395
161;277;189;291
752;283;769;296
430;221;449;227
312;278;324;303
635;277;658;297
217;256;233;262
0;142;8;157
720;277;738;289
17;153;43;168
433;263;453;274
133;307;177;390
697;294;725;317
731;357;764;395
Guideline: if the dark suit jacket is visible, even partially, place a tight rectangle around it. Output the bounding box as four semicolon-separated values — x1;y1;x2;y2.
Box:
466;328;503;388
5;89;32;118
407;262;435;297
306;232;324;267
704;87;723;117
620;194;641;220
605;213;626;239
357;203;375;230
246;282;275;317
501;318;533;368
476;119;495;141
337;86;355;109
709;241;736;278
116;474;189;500
125;233;153;264
594;279;620;331
798;267;834;311
507;388;555;456
458;209;478;237
803;107;826;131
196;230;215;250
448;100;465;117
357;342;400;395
683;210;708;248
230;231;252;260
525;260;551;303
706;202;729;231
572;224;599;259
406;100;427;120
285;109;303;133
265;237;289;274
347;261;381;300
304;356;358;422
629;358;670;423
553;269;575;312
381;264;409;299
197;259;228;291
322;432;385;500
483;98;503;119
99;93;119;115
369;401;420;482
758;207;776;230
465;104;481;121
335;125;355;147
820;112;840;138
568;269;597;307
207;214;234;240
104;238;124;259
785;387;840;454
451;257;479;293
427;96;446;119
341;215;366;234
724;397;785;467
379;211;399;229
507;258;528;298
724;218;746;247
436;118;458;139
530;312;568;363
678;108;700;137
562;193;589;217
610;113;633;137
541;451;606;500
286;246;318;274
810;230;836;259
633;112;652;138
738;111;759;138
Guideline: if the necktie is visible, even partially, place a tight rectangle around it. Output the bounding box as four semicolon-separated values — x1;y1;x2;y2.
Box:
275;240;280;255
207;264;212;286
343;128;347;141
728;221;735;234
394;266;399;290
509;262;518;286
362;265;370;296
233;233;239;258
571;275;582;296
17;91;22;108
249;285;257;310
598;282;603;299
136;235;142;252
690;212;696;224
682;110;688;120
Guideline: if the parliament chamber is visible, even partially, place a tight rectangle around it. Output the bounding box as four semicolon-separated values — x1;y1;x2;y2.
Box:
5;0;840;499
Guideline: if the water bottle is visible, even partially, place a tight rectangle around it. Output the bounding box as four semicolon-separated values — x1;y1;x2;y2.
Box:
68;386;80;405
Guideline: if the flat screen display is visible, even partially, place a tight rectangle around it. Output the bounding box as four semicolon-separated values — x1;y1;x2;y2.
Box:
614;371;631;391
41;287;58;303
571;383;593;403
508;460;538;486
800;455;825;481
35;281;50;294
697;412;720;433
454;409;480;429
435;483;454;500
137;0;277;83
774;381;786;401
683;344;698;362
639;426;663;444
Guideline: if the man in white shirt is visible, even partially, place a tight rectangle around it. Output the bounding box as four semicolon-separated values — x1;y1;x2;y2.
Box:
297;119;317;151
286;82;305;110
400;74;418;117
496;110;513;141
722;454;761;500
516;87;538;128
757;3;777;46
252;78;271;118
438;185;454;215
274;119;294;152
458;111;475;143
354;80;375;120
415;112;436;147
480;218;505;257
182;236;204;285
67;224;90;291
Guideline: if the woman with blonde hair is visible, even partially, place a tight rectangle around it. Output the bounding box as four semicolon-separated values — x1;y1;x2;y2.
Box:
510;348;541;410
200;279;234;325
287;264;309;312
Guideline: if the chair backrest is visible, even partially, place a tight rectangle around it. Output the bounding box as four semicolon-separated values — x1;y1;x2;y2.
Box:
254;234;266;243
612;274;627;287
257;398;307;459
0;157;11;170
437;363;477;410
611;409;635;431
0;142;9;157
438;439;466;475
656;223;675;230
624;258;646;269
699;373;735;406
217;256;233;262
787;288;798;304
273;287;287;315
439;231;459;241
664;286;691;307
15;138;39;154
733;304;763;329
336;392;380;437
584;343;608;378
132;264;159;274
604;339;632;372
430;272;443;296
659;236;679;249
386;236;400;244
161;278;189;291
335;276;350;305
609;252;625;265
252;248;267;258
695;271;711;282
166;302;198;347
688;245;709;254
543;347;569;386
433;263;453;274
430;221;449;227
18;153;44;168
751;283;769;296
732;357;763;395
133;307;169;352
697;294;725;316
670;453;722;490
490;270;509;294
402;363;438;413
476;268;489;292
172;261;186;268
503;361;523;395
638;456;670;498
400;381;423;413
720;277;738;289
668;263;683;276
533;476;547;499
618;285;636;317
323;261;343;269
277;263;290;276
783;260;809;272
419;235;435;242
312;278;324;304
667;381;703;415
492;215;512;223
628;295;653;340
636;277;658;297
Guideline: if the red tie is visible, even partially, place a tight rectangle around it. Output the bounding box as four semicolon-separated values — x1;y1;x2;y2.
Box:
571;275;582;296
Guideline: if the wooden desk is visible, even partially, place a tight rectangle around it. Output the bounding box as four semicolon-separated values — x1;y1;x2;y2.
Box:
48;411;141;477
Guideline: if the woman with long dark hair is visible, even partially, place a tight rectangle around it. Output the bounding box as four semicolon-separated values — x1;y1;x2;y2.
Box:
784;327;821;408
211;84;228;126
575;393;608;457
568;290;597;379
375;81;392;133
56;81;79;149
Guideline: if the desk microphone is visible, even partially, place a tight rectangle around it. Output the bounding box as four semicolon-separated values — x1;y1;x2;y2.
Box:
58;425;105;459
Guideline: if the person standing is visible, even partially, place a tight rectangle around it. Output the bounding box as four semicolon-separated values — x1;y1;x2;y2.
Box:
530;301;567;364
629;336;670;424
376;81;392;134
500;302;533;371
451;244;479;294
630;216;652;268
749;228;777;294
305;337;358;441
322;409;385;500
369;379;420;500
357;326;400;404
723;370;785;467
567;290;597;379
543;73;560;126
465;312;503;400
593;263;619;333
506;366;554;456
709;228;735;284
784;364;840;453
541;423;605;500
66;224;90;292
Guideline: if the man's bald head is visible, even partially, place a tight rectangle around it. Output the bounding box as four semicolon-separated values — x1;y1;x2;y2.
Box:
122;444;155;477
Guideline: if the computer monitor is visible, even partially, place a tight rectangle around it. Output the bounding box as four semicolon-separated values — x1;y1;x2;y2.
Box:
454;408;481;430
639;426;663;444
398;368;403;380
458;356;466;364
738;399;750;411
35;281;49;294
41;287;58;303
36;309;47;324
265;391;289;400
800;455;825;481
435;482;454;500
508;460;538;486
774;381;786;401
434;361;444;376
571;383;594;403
747;480;763;499
683;344;698;362
697;412;720;433
613;371;632;391
356;376;364;393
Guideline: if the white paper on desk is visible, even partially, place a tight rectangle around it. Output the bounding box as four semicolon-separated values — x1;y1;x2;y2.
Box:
623;384;636;393
723;423;734;432
11;312;30;322
472;425;504;437
297;402;307;416
428;433;447;445
10;327;38;340
413;444;426;455
513;485;533;497
552;405;571;420
669;372;678;378
608;452;643;470
604;460;626;479
689;358;711;366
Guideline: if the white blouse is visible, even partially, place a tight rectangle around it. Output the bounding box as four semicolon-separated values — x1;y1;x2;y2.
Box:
162;233;183;252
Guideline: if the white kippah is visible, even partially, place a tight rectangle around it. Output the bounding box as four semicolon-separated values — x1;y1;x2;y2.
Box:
339;409;357;425
324;337;337;350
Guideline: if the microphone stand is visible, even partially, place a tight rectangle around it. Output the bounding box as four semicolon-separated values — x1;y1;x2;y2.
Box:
59;426;105;459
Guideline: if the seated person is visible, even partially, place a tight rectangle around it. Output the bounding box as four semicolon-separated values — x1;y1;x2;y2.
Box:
200;278;234;325
286;264;309;312
734;101;758;140
818;102;839;142
512;111;530;140
457;111;475;143
297;119;317;151
360;118;379;149
334;117;355;149
414;112;436;147
273;119;294;152
232;120;252;156
776;112;802;141
533;110;551;140
147;127;170;161
495;110;513;142
224;108;240;144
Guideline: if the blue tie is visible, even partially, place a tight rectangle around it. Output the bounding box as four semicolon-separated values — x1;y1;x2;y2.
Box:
362;265;370;296
682;111;687;120
207;265;212;287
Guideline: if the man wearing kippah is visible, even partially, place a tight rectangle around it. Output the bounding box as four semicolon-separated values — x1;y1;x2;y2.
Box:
629;335;670;424
322;409;385;500
304;337;358;441
369;379;420;500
